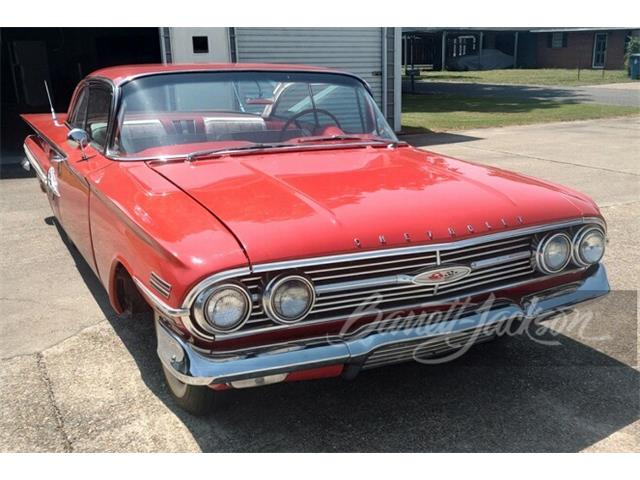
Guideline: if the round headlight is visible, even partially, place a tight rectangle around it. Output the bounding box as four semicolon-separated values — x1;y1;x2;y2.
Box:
264;275;315;324
194;284;251;334
536;233;572;274
573;226;605;266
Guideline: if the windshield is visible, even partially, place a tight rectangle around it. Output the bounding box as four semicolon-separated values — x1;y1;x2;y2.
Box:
111;71;397;157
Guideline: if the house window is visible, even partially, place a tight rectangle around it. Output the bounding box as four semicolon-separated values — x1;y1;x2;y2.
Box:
550;32;567;49
192;36;209;54
452;35;477;57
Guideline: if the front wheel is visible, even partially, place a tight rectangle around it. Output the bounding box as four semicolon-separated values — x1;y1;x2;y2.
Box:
162;365;216;416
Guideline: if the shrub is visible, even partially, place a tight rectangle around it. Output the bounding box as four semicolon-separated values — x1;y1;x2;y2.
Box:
624;36;640;70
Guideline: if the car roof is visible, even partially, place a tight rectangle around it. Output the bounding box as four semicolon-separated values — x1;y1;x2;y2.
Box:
88;63;353;86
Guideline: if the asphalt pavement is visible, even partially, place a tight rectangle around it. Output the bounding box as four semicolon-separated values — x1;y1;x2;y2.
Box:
404;80;640;107
1;117;638;452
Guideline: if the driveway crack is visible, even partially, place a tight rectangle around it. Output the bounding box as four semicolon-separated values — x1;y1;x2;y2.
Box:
36;353;73;452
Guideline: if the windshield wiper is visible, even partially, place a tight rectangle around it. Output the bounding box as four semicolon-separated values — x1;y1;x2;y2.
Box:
185;137;407;162
295;135;374;144
187;143;292;162
295;135;406;147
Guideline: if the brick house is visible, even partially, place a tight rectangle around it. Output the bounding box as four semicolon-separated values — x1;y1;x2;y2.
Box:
403;27;637;71
531;28;633;69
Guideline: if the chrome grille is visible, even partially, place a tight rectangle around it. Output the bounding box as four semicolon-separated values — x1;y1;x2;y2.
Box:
237;233;536;332
362;321;501;370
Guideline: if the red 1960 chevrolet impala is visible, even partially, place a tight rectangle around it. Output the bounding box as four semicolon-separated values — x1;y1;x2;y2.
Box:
22;64;609;415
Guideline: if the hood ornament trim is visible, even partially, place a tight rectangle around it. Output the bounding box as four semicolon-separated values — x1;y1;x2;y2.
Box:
412;265;472;285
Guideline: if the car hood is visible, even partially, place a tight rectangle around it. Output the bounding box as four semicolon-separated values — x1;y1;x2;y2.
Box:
148;145;599;265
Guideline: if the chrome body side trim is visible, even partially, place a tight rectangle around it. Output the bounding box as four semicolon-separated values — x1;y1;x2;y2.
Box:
133;277;189;318
156;264;609;386
23;144;47;184
133;269;252;338
149;272;172;298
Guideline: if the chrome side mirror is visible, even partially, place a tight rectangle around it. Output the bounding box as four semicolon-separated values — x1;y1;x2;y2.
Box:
67;128;90;159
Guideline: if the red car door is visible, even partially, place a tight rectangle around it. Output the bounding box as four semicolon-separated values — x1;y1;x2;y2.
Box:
54;82;113;275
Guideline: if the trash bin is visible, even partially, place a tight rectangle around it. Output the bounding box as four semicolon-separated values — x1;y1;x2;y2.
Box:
630;54;640;80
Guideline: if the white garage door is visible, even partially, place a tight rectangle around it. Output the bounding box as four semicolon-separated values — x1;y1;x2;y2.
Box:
234;27;384;106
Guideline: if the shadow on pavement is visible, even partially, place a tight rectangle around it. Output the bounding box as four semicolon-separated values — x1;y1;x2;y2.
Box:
47;216;640;452
0;163;34;180
400;131;482;148
402;80;591;102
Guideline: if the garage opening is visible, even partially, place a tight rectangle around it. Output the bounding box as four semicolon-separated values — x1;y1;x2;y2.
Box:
1;28;162;167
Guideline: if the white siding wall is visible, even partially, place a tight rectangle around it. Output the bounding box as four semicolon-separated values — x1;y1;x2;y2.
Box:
234;28;384;106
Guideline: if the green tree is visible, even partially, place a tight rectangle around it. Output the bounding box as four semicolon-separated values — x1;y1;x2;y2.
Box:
625;36;640;70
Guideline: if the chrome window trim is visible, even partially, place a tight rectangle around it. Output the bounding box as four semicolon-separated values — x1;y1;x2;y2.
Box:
115;69;375;98
262;274;316;324
572;225;606;267
535;232;572;274
101;69;376;161
192;282;253;334
64;76;118;159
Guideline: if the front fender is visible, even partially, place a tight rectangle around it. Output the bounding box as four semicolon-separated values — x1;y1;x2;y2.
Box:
88;161;248;312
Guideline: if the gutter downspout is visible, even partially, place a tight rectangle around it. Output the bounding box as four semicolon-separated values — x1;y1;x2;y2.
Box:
382;27;388;118
158;27;172;64
393;27;402;132
441;30;447;71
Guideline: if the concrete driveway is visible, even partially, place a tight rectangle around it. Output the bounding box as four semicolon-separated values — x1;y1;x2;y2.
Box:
1;117;638;452
405;80;640;107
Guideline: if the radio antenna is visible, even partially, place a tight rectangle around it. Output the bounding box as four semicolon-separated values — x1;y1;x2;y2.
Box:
44;80;59;123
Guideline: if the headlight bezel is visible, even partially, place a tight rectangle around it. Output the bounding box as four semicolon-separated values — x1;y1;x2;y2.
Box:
572;225;606;267
193;282;252;334
263;274;316;324
535;232;572;274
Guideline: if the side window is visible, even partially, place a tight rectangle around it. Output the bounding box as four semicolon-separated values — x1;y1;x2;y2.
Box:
69;88;89;129
86;86;113;148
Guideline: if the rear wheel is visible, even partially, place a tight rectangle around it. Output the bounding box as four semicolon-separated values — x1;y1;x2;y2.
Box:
162;365;216;416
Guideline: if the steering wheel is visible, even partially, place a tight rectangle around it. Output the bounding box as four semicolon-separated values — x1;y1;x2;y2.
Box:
279;108;343;141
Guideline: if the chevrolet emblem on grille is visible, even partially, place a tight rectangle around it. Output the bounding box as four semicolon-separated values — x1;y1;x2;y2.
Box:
412;266;472;285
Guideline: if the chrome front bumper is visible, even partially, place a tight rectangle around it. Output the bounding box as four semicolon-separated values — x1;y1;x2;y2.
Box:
156;264;610;387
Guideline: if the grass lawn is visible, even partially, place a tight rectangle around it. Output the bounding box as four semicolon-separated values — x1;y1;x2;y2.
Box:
410;69;632;87
402;94;639;132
